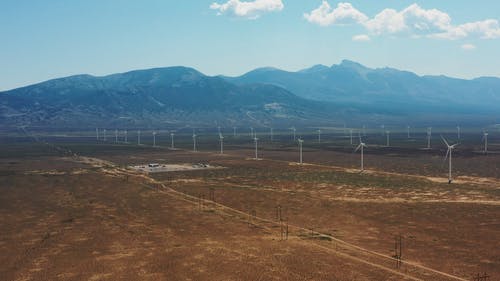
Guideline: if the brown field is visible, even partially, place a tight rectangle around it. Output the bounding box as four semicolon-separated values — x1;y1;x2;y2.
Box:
0;132;499;281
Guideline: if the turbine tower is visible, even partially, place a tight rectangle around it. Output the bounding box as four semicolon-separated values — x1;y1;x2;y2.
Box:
386;130;390;147
407;125;411;138
96;128;99;141
192;131;197;152
298;138;304;164
103;129;107;141
124;130;128;143
482;131;488;154
427;127;432;149
355;138;368;172
291;127;296;141
153;131;157;147
115;129;118;143
270;127;274;142
441;136;458;184
219;133;224;154
137;130;141;145
350;129;353;145
170;133;174;149
250;127;254;139
233;127;237;137
457;126;461;140
317;129;321;144
253;137;259;160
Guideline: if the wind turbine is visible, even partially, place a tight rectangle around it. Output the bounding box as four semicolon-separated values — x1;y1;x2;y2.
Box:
153;131;157;147
298;138;304;164
219;133;224;154
270;127;274;142
250;127;254;139
96;128;99;141
192;130;197;152
457;126;461;140
317;129;321;144
386;130;390;147
253;136;259;160
124;130;128;143
233;127;237;137
426;127;432;149
441;135;458;184
407;125;411;138
103;129;107;141
350;129;353;145
291;127;296;141
115;129;118;143
482;131;488;154
170;132;174;149
354;138;368;172
381;124;385;136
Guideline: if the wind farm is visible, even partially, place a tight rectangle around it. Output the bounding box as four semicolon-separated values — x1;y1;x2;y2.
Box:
1;1;500;280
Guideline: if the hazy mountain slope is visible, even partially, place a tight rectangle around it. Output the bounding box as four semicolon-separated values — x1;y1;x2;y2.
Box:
0;67;337;128
226;60;500;114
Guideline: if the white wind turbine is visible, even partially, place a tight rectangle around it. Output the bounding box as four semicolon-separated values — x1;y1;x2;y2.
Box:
426;127;432;149
482;131;488;154
386;130;390;146
291;127;296;141
441;135;459;184
96;128;99;140
137;130;141;145
103;129;107;141
233;127;237;137
350;129;353;145
250;127;254;139
253;136;259;160
219;133;224;154
354;137;368;172
153;131;157;147
170;132;174;149
317;129;321;144
298;138;304;164
457;126;461;140
124;130;128;143
270;127;274;142
192;131;197;152
407;125;411;138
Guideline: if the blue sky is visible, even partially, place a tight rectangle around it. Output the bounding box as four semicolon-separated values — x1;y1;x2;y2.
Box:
1;0;500;90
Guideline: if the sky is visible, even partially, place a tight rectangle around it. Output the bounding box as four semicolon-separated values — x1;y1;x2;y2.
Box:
1;0;500;91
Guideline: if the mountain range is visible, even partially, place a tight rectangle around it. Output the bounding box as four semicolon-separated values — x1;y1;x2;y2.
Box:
1;60;499;129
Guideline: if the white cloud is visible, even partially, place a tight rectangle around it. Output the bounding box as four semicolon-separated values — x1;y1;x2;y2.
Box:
461;43;476;50
364;8;406;35
210;0;284;19
352;34;370;42
303;1;368;26
432;19;500;40
304;2;500;41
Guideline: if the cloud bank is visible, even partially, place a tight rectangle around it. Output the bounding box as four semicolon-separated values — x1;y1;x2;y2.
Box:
304;2;500;40
210;0;284;19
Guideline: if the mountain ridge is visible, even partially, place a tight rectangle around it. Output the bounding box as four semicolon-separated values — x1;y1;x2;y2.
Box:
1;60;499;128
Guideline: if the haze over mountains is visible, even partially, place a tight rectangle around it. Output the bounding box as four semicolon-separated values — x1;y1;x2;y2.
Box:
1;60;499;129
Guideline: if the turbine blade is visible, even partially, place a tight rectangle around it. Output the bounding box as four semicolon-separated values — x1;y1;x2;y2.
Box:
354;144;362;153
444;148;450;162
440;135;450;147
